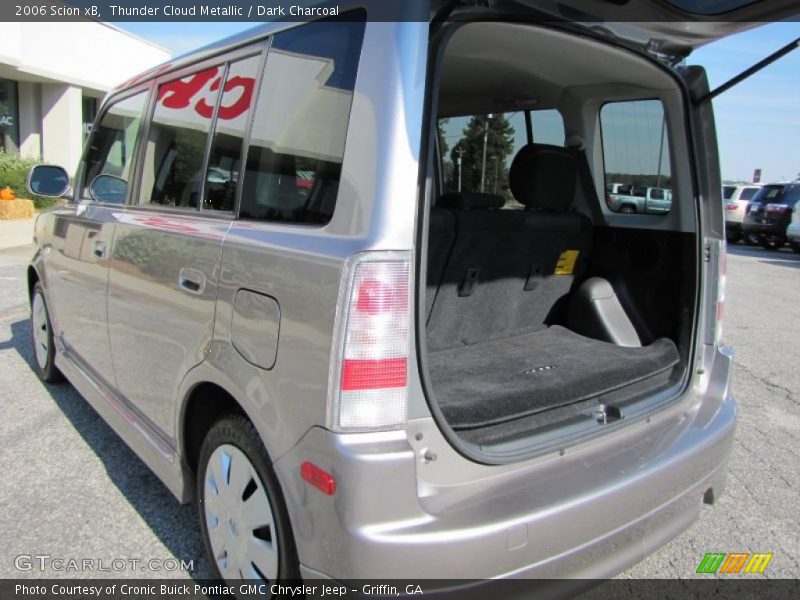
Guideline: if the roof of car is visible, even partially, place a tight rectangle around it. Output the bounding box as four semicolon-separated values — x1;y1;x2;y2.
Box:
115;1;419;91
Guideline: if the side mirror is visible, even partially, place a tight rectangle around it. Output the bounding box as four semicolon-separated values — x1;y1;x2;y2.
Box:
27;165;70;198
89;174;128;204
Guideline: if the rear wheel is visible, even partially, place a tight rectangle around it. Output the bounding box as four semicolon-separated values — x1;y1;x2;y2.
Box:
790;242;800;255
30;283;64;383
725;229;741;244
620;205;636;214
743;233;760;246
198;414;299;586
760;235;784;251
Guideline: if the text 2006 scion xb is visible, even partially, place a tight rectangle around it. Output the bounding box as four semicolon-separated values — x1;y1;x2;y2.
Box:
25;0;794;591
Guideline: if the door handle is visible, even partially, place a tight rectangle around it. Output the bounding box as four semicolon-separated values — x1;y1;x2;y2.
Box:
93;240;107;258
178;268;206;295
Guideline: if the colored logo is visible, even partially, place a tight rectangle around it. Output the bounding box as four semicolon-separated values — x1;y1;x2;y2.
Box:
696;552;773;574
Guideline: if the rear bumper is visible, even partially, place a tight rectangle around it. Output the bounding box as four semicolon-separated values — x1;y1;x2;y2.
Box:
275;347;735;581
724;221;742;232
742;219;787;237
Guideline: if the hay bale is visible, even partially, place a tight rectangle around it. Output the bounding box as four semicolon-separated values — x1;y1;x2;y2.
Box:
0;198;36;220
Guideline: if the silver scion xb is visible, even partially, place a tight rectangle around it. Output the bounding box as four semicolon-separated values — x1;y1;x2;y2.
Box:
25;0;796;590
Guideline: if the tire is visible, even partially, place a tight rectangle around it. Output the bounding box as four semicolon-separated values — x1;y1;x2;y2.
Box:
743;233;760;246
726;229;741;244
30;283;64;383
790;242;800;255
620;205;636;214
198;414;299;585
760;235;784;251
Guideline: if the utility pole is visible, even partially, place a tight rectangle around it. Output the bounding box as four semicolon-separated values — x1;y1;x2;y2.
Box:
480;114;493;193
455;146;464;192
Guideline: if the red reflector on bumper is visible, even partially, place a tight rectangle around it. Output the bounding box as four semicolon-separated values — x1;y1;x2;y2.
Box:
301;461;336;496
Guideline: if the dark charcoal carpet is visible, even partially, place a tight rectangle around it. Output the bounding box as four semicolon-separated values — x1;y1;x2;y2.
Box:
427;325;680;430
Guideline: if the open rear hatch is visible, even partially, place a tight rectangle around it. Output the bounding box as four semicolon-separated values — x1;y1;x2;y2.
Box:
432;0;800;62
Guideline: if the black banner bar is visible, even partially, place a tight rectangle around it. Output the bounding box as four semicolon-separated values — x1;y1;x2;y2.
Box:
2;0;799;22
3;579;800;600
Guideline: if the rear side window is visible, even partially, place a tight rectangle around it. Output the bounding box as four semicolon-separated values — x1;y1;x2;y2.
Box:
82;91;148;202
438;109;565;207
238;15;366;225
722;186;735;200
740;187;759;200
141;66;225;208
601;100;672;215
785;184;800;205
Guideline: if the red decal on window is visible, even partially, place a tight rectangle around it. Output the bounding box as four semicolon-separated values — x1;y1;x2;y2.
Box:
158;68;219;110
217;76;255;120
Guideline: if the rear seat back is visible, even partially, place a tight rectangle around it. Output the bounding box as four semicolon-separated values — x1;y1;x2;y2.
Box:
426;144;592;351
426;206;456;321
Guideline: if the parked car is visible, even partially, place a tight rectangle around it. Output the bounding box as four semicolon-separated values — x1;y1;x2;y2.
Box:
742;182;800;250
787;193;800;254
607;185;672;214
606;182;632;195
25;0;764;589
723;183;762;244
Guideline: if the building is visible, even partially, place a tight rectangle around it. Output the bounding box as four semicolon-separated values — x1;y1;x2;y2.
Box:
0;22;171;175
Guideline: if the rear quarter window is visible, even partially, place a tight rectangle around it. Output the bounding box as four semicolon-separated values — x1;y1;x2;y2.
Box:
600;99;672;215
238;13;366;225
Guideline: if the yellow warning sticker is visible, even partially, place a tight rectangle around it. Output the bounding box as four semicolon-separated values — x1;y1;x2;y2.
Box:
554;250;580;275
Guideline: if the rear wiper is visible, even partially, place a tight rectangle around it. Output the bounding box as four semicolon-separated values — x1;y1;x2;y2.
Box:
697;37;799;104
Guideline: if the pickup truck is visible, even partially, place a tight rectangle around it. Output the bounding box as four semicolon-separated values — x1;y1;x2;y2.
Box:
607;186;672;214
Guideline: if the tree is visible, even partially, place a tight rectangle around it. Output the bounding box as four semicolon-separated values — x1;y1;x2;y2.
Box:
437;118;453;185
437;119;449;158
447;114;515;197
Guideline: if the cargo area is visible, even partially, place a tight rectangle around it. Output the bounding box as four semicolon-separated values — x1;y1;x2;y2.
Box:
420;22;698;449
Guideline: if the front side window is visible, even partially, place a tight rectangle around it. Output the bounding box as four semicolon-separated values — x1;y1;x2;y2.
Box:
601;99;673;215
140;66;224;208
238;15;366;225
82;90;148;203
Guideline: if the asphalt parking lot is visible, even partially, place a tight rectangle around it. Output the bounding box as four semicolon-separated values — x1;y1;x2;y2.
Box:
0;241;798;581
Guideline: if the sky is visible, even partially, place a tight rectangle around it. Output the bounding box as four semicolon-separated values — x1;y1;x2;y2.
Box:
117;20;799;183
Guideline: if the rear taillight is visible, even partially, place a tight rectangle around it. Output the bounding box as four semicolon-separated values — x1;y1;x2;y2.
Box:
328;252;411;432
724;203;738;211
766;203;790;213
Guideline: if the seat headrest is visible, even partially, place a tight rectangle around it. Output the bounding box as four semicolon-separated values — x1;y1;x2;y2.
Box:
509;143;578;211
438;191;504;210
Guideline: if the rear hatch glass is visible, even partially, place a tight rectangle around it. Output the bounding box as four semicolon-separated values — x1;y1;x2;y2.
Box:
748;184;800;220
